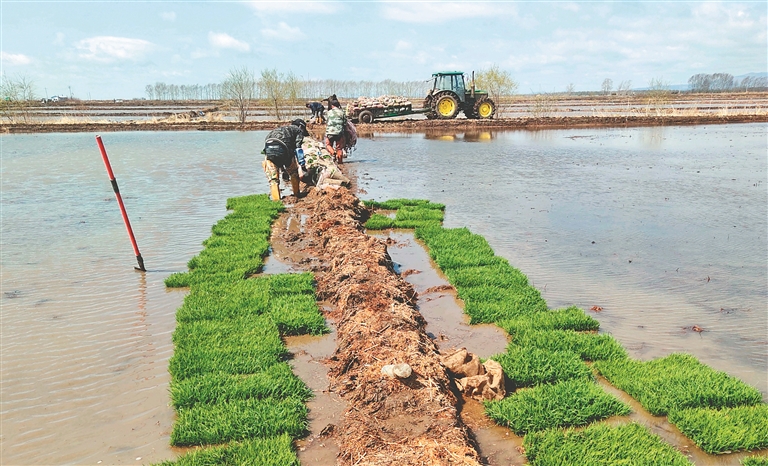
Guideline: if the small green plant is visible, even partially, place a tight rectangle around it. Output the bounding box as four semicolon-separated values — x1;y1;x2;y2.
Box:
155;434;300;466
511;329;627;362
497;306;600;337
594;353;762;415
364;198;445;210
485;379;630;434
171;397;307;446
491;346;593;389
742;456;768;466
169;316;287;381
364;213;395;230
523;422;691;466
668;405;768;454
171;363;312;409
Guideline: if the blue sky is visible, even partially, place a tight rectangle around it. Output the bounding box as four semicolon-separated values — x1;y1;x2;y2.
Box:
2;1;766;99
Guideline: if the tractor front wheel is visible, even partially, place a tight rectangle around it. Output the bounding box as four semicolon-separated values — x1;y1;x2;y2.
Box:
434;94;459;119
474;97;496;119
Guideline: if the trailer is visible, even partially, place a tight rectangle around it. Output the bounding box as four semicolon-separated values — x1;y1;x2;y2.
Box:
346;98;430;123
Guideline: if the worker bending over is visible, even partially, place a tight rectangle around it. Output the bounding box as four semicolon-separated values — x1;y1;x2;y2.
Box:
306;101;325;123
262;119;309;200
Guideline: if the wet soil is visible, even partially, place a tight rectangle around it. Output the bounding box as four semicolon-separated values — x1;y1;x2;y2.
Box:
271;188;482;465
3;113;766;133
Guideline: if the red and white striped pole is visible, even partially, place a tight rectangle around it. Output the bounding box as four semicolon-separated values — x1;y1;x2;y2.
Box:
96;135;146;271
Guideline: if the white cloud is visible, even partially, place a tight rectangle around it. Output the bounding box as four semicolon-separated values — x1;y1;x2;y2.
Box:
261;22;305;41
381;2;513;23
161;11;176;22
395;40;411;51
54;32;65;46
1;51;32;65
208;32;250;51
247;0;337;14
75;36;153;62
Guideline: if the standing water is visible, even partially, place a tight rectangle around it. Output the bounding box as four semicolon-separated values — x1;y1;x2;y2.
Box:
2;131;269;464
350;123;767;398
1;124;766;464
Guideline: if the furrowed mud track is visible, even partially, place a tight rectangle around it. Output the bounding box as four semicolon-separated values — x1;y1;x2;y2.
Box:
273;188;481;465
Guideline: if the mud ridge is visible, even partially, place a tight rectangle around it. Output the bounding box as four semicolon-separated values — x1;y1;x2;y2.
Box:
273;188;481;466
3;113;766;134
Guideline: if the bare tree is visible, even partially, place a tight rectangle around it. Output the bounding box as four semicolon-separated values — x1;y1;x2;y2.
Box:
222;66;257;124
258;68;286;120
617;80;632;95
646;77;670;116
601;78;613;95
475;65;518;104
529;92;556;118
1;74;36;123
565;83;575;95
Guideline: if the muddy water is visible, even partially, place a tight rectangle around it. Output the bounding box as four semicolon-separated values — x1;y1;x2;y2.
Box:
3;125;765;464
2;131;270;464
374;231;527;465
348;123;767;399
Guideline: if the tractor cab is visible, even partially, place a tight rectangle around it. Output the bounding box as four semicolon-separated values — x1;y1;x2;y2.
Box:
431;72;467;103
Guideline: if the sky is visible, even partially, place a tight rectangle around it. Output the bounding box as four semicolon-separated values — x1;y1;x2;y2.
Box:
1;1;766;99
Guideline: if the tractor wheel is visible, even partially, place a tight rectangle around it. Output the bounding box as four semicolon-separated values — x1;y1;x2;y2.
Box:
474;97;496;119
358;110;374;124
434;93;460;119
464;105;478;119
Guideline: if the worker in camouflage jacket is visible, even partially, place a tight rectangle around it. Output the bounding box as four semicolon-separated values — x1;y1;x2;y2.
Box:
324;97;347;164
261;119;308;200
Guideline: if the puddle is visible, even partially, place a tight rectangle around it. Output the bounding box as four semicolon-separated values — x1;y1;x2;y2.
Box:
373;231;509;358
459;398;527;465
374;230;524;464
263;213;311;274
285;312;345;466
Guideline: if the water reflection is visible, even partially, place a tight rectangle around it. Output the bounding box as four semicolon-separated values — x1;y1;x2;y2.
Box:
423;130;495;142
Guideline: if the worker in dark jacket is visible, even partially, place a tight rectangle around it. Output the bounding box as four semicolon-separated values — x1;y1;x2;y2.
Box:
306;102;325;123
262;119;309;200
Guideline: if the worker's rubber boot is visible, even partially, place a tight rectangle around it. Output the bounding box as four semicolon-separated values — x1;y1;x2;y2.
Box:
269;182;281;201
290;174;300;197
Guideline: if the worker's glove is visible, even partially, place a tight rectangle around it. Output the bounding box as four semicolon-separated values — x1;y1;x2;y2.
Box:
281;171;290;182
300;164;307;172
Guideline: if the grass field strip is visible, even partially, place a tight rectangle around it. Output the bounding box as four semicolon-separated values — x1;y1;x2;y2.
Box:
158;195;328;465
365;199;767;465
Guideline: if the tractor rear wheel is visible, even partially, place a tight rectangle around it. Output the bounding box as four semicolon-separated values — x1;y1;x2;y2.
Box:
358;110;374;124
474;97;496;119
433;93;459;119
423;95;437;119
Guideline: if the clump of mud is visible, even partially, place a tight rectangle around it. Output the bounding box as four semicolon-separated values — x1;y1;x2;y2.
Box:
274;188;481;465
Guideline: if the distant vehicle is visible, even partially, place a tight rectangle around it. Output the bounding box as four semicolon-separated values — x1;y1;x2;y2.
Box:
423;71;496;120
348;71;496;123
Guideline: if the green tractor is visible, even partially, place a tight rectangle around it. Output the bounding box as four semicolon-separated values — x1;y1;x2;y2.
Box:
424;71;497;120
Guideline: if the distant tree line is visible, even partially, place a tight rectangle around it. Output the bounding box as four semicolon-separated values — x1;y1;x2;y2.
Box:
145;77;431;101
688;73;768;92
144;66;519;103
145;83;223;100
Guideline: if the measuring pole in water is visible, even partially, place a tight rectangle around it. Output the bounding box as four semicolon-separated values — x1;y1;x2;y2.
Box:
96;135;146;271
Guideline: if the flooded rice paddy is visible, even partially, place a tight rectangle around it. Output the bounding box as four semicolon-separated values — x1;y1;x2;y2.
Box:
1;124;766;464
